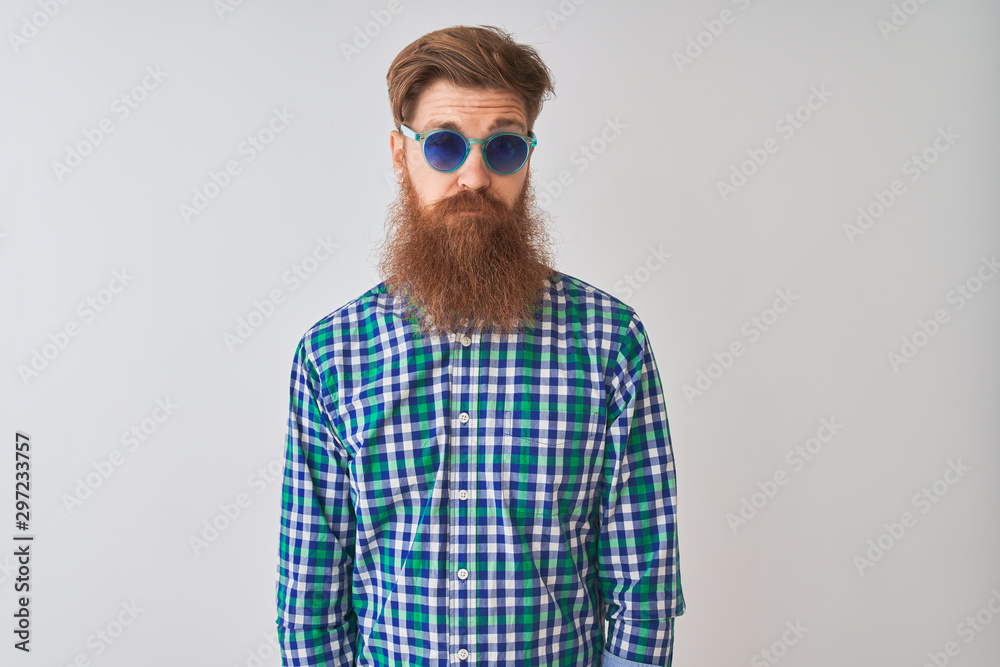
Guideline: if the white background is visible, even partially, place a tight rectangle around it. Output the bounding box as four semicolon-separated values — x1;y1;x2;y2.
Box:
2;1;999;665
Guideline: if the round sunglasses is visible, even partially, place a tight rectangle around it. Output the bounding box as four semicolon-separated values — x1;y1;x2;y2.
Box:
399;123;537;175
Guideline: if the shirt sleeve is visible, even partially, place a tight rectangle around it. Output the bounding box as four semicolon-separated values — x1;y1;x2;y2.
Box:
276;338;358;665
597;312;686;667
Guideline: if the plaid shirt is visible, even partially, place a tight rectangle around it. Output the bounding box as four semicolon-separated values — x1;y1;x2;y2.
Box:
275;270;685;666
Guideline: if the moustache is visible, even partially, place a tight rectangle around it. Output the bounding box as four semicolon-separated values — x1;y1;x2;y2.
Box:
431;189;510;217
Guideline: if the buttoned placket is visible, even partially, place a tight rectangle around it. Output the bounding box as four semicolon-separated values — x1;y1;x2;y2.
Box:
447;328;480;663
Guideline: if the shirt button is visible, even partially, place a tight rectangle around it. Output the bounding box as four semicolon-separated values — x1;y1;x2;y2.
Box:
457;648;469;660
459;412;469;424
457;568;469;580
460;335;472;347
458;489;469;500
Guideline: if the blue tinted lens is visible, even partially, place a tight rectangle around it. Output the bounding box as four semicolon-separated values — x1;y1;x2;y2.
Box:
485;135;529;174
423;131;467;172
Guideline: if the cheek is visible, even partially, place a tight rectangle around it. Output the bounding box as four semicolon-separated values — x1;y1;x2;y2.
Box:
503;177;526;206
413;175;449;208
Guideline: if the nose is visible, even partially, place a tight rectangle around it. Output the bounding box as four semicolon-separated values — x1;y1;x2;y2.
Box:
455;142;491;191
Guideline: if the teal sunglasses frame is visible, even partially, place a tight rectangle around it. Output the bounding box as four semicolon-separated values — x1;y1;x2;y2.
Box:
399;123;537;175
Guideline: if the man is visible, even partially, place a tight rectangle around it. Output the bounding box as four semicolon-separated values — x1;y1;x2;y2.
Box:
276;25;685;666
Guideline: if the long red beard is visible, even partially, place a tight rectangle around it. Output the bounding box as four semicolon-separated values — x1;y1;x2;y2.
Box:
375;164;557;339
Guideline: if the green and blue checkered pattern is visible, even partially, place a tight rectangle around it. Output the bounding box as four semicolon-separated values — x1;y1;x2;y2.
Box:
276;270;685;666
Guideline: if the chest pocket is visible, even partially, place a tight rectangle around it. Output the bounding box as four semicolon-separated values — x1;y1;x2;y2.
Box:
501;408;601;519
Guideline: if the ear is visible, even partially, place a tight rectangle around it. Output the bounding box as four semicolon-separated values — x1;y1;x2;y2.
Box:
390;129;406;175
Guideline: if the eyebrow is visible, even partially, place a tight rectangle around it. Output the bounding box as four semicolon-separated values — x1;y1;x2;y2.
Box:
422;117;527;136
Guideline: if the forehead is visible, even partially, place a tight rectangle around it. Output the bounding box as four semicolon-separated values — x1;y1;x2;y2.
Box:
411;79;527;134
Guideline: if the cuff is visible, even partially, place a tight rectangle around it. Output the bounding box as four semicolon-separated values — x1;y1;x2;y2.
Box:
602;648;662;667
